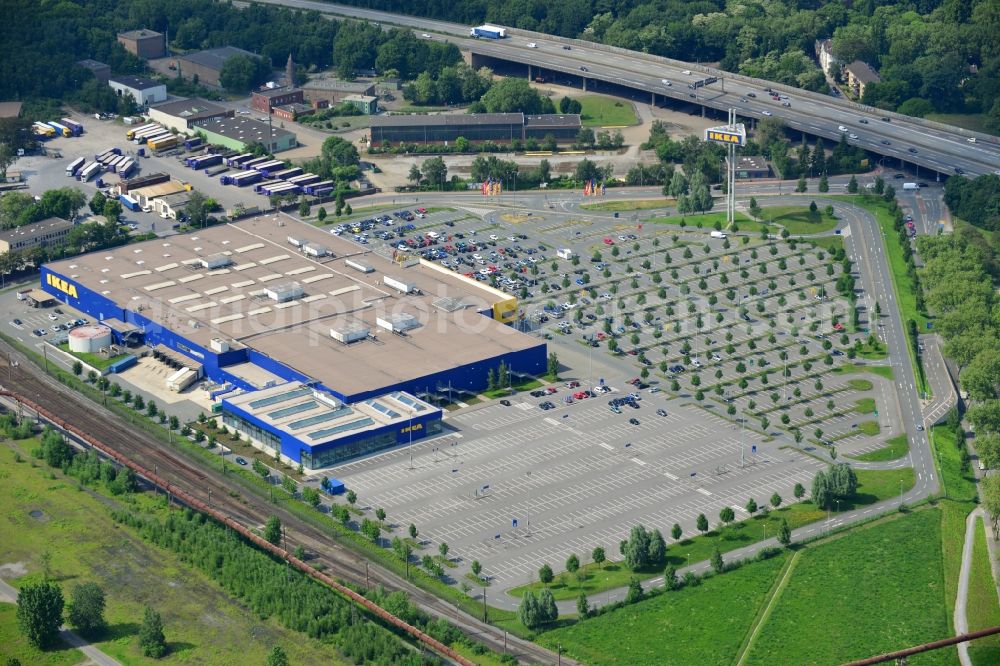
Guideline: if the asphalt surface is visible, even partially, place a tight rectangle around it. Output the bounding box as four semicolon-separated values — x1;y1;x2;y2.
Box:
248;0;1000;177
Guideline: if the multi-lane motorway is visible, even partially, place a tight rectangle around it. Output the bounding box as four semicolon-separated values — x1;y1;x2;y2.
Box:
250;0;1000;177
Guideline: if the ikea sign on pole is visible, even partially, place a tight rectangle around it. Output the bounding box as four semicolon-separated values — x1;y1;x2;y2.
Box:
704;124;747;147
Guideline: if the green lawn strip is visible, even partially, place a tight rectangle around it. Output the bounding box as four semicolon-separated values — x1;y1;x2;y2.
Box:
650;211;753;228
482;378;543;399
0;443;351;665
848;378;874;390
855;397;876;413
940;500;974;632
733;550;803;666
758;206;840;235
834;363;895;381
930;425;978;502
536;554;789;666
858;420;881;436
850;434;910;462
508;468;919;602
0;603;84;666
576;95;639;126
579;198;674;212
967;517;1000;665
743;508;955;666
808;235;846;254
848;196;929;395
56;343;129;370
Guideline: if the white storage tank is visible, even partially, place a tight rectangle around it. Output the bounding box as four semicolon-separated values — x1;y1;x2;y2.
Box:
68;324;113;353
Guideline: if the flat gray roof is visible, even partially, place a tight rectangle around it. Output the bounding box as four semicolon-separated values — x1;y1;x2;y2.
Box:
179;46;257;72
45;214;540;397
254;88;302;99
301;79;375;94
226;381;435;442
118;29;162;40
524;114;581;128
76;59;109;70
109;75;164;91
192;116;295;144
150;97;229;120
1;217;72;243
371;113;524;128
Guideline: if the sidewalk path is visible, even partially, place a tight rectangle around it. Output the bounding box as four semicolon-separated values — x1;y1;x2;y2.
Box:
954;507;983;666
0;577;122;666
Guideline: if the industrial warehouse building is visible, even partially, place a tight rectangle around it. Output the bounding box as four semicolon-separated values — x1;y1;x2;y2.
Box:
77;59;111;83
192;116;297;154
108;75;167;107
117;29;166;59
149;98;233;133
300;78;376;105
39;214;544;468
177;46;259;88
369;113;581;144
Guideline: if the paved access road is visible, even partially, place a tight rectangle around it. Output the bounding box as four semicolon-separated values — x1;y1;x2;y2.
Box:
248;0;1000;177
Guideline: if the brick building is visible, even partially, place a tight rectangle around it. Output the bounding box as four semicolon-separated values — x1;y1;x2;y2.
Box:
117;29;166;59
251;88;304;114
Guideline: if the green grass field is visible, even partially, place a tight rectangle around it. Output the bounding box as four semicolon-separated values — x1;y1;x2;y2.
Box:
940;500;974;629
538;554;789;665
743;508;956;665
761;206;840;235
847;378;874;391
57;343;129;370
651;211;753;229
834;363;895;381
858;420;881;436
0;603;84;666
851;435;909;462
509;467;914;600
0;442;349;666
855;397;876;413
967;517;1000;665
810;235;846;254
931;425;978;502
579;198;674;212
576;95;639;127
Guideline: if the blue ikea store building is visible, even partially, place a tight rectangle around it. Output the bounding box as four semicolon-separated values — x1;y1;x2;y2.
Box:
39;216;546;468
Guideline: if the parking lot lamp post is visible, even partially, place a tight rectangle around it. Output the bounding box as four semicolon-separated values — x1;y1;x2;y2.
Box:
408;414;414;470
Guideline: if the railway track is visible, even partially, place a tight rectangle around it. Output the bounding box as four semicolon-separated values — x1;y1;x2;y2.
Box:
0;340;569;665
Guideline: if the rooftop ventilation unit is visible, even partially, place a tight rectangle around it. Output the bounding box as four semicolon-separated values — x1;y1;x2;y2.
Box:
376;313;420;334
200;253;232;270
265;281;303;303
330;320;370;344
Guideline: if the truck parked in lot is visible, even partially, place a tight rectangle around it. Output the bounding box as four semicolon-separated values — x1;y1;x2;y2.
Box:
119;193;140;211
471;24;506;39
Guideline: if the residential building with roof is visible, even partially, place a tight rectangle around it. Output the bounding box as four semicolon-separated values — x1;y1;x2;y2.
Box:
0;217;74;254
844;60;882;98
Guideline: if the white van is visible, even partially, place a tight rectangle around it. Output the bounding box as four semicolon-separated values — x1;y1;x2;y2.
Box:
968;137;977;143
426;231;440;240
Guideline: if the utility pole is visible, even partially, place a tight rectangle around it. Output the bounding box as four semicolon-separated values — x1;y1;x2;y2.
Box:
482;586;487;622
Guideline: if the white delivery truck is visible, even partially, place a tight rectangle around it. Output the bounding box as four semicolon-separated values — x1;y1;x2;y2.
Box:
710;230;727;239
557;248;575;260
902;182;919;190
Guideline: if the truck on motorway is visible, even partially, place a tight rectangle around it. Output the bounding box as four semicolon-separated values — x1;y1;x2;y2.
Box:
119;193;140;211
470;24;506;39
902;182;919;190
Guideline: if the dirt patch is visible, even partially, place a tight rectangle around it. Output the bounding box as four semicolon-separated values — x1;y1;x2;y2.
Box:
0;561;28;578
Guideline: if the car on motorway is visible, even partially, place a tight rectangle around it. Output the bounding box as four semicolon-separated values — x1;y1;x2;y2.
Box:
661;78;671;86
782;101;791;107
955;167;965;174
908;147;918;154
527;42;536;48
761;110;772;116
689;93;697;99
740;97;748;102
880;116;891;122
849;133;859;139
746;92;756;97
858;118;869;124
562;45;571;50
881;140;891;145
682;69;691;75
893;173;905;179
580;66;588;72
838;125;848;132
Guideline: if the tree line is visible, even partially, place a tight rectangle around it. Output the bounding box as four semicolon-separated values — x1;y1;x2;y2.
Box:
943;174;1000;234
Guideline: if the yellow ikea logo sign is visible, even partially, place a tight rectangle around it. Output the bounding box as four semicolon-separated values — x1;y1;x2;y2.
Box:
707;131;744;145
400;423;423;434
46;274;77;298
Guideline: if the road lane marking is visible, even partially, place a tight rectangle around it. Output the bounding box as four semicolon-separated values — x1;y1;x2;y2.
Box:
598;442;614;451
631;457;647;466
663;472;679;481
696;488;712;496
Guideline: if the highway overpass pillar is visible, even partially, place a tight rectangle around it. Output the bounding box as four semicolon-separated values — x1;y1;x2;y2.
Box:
528;64;532;81
651;92;655;106
583;77;587;91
